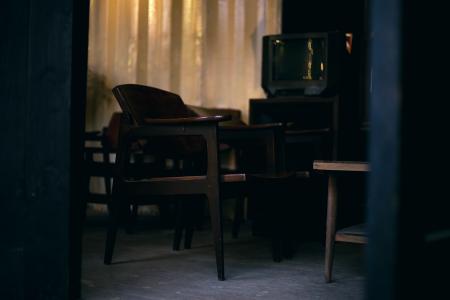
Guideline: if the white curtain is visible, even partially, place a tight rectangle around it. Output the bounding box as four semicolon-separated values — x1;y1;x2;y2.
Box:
86;0;282;130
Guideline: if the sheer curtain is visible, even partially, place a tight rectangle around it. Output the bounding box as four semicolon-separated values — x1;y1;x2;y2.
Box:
86;0;281;130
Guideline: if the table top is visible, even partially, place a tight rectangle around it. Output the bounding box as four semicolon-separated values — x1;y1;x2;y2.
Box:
313;160;369;172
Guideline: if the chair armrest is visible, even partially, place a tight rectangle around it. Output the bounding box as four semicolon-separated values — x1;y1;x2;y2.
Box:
187;105;244;126
143;115;231;125
219;123;283;132
116;116;225;178
123;116;228;142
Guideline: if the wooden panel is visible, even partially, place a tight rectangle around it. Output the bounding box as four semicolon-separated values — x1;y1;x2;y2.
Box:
335;233;367;244
249;97;337;127
337;223;366;236
313;160;369;172
249;96;339;160
222;173;247;183
336;223;367;244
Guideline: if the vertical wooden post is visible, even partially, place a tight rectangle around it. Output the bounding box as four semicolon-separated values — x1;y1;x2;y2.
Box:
324;175;338;283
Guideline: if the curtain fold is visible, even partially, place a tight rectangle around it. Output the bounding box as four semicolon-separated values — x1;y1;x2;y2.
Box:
87;0;281;130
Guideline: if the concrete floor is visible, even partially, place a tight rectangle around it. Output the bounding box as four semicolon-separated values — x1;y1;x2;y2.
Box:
81;219;365;300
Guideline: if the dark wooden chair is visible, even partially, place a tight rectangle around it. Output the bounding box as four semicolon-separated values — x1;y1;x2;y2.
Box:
105;84;297;279
105;84;230;280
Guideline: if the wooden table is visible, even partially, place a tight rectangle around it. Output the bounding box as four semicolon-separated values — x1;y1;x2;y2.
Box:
313;160;369;283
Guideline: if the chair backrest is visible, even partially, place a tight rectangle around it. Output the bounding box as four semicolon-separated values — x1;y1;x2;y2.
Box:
112;84;196;125
103;112;122;150
112;84;208;159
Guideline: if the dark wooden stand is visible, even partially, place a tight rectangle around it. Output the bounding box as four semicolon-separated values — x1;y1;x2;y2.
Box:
249;96;340;160
249;96;342;242
313;160;369;283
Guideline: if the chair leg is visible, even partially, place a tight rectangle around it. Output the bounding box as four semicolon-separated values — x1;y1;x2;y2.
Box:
271;200;283;263
183;200;195;250
184;197;204;249
207;190;225;281
172;200;184;251
106;199;112;216
282;204;295;260
282;185;295;260
184;226;194;249
104;191;121;265
232;196;245;239
123;204;134;234
325;176;337;283
105;176;113;216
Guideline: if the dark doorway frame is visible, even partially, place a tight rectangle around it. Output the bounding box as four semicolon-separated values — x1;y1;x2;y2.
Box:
367;0;450;299
1;0;89;299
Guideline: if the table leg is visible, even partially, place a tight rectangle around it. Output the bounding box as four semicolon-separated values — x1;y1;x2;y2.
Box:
325;175;337;283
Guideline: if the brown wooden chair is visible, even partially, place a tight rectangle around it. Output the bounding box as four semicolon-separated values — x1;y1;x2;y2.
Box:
105;84;230;280
105;84;296;279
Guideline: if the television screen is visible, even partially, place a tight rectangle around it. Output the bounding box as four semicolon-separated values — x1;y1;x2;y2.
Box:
262;32;345;97
272;38;326;81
